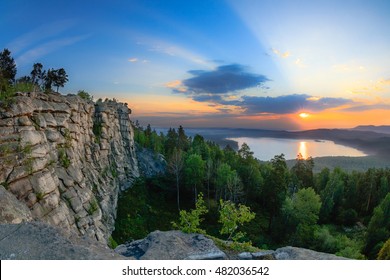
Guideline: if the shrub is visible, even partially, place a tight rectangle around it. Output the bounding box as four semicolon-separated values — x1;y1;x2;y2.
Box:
219;199;255;242
172;193;208;234
77;90;93;101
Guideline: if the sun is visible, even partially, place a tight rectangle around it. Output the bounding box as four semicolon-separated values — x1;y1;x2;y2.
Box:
299;112;310;119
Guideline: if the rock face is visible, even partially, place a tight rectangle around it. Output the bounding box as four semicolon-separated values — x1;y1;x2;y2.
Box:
0;186;32;224
136;144;166;177
115;230;227;260
0;92;139;242
0;222;128;260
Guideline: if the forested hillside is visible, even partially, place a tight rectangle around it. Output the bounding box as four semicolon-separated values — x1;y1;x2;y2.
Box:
113;124;390;260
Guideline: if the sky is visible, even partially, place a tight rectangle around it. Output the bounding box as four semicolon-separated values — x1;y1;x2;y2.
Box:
1;0;390;130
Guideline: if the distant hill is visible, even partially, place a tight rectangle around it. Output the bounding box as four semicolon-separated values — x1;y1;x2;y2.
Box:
352;125;390;135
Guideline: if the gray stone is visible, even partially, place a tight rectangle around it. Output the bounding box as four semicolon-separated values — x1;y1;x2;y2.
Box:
273;246;348;260
251;250;275;260
115;230;227;260
0;222;128;260
20;130;43;146
0;92;139;243
0;186;32;224
238;252;253;260
30;170;58;195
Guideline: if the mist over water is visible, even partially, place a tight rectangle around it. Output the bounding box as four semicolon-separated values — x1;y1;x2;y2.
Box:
228;137;367;161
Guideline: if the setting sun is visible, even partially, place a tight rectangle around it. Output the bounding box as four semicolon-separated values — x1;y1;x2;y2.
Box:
299;112;310;119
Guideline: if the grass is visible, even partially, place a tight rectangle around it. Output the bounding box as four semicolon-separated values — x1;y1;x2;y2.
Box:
58;148;70;168
87;199;99;215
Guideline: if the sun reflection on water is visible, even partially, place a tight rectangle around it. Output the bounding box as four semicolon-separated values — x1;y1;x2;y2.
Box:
298;141;308;159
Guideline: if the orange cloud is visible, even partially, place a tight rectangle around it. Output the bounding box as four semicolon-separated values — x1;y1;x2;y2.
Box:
165;80;182;88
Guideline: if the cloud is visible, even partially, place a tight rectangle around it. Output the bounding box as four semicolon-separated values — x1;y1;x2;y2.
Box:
272;48;290;58
16;34;90;64
128;58;138;62
341;103;390;112
6;19;77;55
238;94;352;114
176;64;269;95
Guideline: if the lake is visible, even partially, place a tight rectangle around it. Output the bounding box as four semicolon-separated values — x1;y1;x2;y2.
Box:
227;137;367;161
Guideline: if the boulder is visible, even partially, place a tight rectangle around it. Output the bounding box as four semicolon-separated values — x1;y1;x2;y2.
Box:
0;222;128;260
273;246;348;260
115;230;227;260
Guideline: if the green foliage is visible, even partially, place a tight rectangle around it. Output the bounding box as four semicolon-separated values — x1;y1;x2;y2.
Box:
212;235;256;253
219;199;255;242
77;90;93;101
313;225;365;259
36;192;44;202
87;200;99;215
113;177;179;244
45;68;68;92
108;236;118;249
364;193;390;258
184;154;205;202
93;120;103;143
0;48;17;84
262;154;288;231
172;193;208;234
377;238;390;260
282;188;321;246
290;154;314;191
58;148;70;168
215;163;243;202
62;128;72;148
113;124;390;258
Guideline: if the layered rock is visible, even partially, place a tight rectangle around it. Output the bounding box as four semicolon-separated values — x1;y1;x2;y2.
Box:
0;92;139;242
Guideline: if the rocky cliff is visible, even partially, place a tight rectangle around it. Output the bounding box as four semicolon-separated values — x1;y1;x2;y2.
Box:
0;92;139;242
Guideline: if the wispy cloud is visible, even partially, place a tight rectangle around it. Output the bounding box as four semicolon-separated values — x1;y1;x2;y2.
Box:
6;19;78;55
272;48;290;58
135;36;213;67
349;77;390;96
16;34;90;64
128;58;138;63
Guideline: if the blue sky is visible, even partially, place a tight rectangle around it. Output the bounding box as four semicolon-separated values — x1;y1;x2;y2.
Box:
1;0;390;129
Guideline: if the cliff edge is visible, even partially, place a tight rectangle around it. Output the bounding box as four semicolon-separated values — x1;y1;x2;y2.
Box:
0;92;139;242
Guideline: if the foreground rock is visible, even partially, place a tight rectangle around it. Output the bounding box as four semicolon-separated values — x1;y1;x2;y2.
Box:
273;246;347;260
0;222;129;260
115;230;227;260
238;246;347;260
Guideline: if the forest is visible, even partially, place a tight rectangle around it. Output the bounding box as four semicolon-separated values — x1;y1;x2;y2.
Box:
112;124;390;260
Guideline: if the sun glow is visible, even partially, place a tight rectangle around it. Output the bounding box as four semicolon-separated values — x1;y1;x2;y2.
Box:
299;112;310;118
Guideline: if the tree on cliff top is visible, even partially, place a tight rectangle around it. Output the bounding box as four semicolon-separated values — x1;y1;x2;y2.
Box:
0;48;17;85
44;68;68;92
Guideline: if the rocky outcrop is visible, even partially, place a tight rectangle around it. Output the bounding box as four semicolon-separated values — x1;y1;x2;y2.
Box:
136;145;166;177
115;230;227;260
0;222;129;259
0;92;139;243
